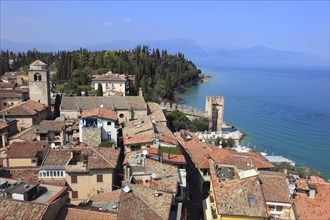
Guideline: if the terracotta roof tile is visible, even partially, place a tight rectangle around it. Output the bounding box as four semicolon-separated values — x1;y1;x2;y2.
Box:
258;171;292;203
0;199;48;220
61;96;147;111
92;73;126;82
8;126;37;142
147;102;167;122
118;183;172;220
42;148;72;167
91;189;120;203
0;82;16;89
0;100;46;116
175;131;218;169
81;108;117;121
30;60;47;66
294;177;330;220
70;147;119;170
123;115;154;137
209;149;274;170
0;168;40;183
6;141;49;159
144;158;179;193
123;133;154;146
0;92;22;99
161;152;186;164
35;120;65;134
209;160;269;218
56;207;117;220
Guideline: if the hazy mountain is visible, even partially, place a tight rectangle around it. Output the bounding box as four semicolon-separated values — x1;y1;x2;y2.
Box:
0;39;66;52
1;39;327;67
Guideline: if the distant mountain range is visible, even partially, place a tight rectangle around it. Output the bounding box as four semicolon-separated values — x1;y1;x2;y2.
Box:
1;39;328;67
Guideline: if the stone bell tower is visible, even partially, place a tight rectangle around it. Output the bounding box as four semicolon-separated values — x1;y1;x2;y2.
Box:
205;96;224;133
28;60;51;111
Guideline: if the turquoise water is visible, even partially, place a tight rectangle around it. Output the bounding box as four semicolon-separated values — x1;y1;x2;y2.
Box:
178;65;330;179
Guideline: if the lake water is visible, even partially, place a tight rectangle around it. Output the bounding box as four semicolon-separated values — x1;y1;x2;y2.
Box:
178;65;330;179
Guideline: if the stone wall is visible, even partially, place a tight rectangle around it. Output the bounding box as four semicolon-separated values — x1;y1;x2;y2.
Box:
81;127;101;147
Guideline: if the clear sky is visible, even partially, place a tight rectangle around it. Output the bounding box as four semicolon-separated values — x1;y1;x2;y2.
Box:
1;1;329;57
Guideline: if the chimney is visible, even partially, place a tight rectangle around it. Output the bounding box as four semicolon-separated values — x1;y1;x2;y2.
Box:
138;87;143;97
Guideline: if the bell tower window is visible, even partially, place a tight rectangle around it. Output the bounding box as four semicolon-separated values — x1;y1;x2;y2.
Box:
34;73;42;81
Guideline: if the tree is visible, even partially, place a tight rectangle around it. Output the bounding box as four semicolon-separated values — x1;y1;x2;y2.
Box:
97;83;103;96
53;94;61;119
298;166;323;179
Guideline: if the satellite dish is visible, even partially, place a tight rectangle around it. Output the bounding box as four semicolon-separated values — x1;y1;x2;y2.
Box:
51;143;56;149
151;173;157;179
142;150;148;156
123;185;131;193
100;104;104;108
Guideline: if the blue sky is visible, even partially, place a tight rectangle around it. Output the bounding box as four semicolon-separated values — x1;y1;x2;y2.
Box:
1;1;329;58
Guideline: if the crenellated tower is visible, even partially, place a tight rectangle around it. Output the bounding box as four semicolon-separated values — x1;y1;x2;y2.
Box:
205;96;224;133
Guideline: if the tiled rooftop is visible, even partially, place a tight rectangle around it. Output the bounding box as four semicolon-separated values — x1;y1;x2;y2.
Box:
0;92;22;99
6;141;49;159
56;207;117;220
209;160;268;218
30;60;47;66
175;131;219;169
209;149;274;170
118;183;172;220
147;102;167;122
258;171;292;203
294;177;330;220
144;158;179;193
35;120;65;134
123;133;154;146
42;148;72;168
69;147;120;170
161;152;186;164
0;100;46;116
60;96;147;111
0;167;40;183
8;126;37;142
0;199;48;220
175;130;273;170
123;115;154;137
92;73;126;82
91;189;120;203
0;82;16;89
81;108;117;121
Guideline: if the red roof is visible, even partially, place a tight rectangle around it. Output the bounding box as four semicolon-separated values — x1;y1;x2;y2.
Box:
123;134;154;146
161;152;186;164
6;141;48;159
174;131;219;169
209;149;274;170
81;107;117;121
57;207;117;220
294;177;330;220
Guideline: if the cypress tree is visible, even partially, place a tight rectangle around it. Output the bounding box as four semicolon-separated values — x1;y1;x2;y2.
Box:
97;83;103;96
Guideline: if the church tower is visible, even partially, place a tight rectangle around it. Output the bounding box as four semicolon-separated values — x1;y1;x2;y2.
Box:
28;60;51;110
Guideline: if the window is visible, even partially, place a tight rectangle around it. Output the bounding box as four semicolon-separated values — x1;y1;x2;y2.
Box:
34;73;42;81
46;171;49;177
97;174;103;182
107;133;111;140
71;175;77;183
119;113;124;118
3;103;6;106
72;191;78;199
107;121;111;125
